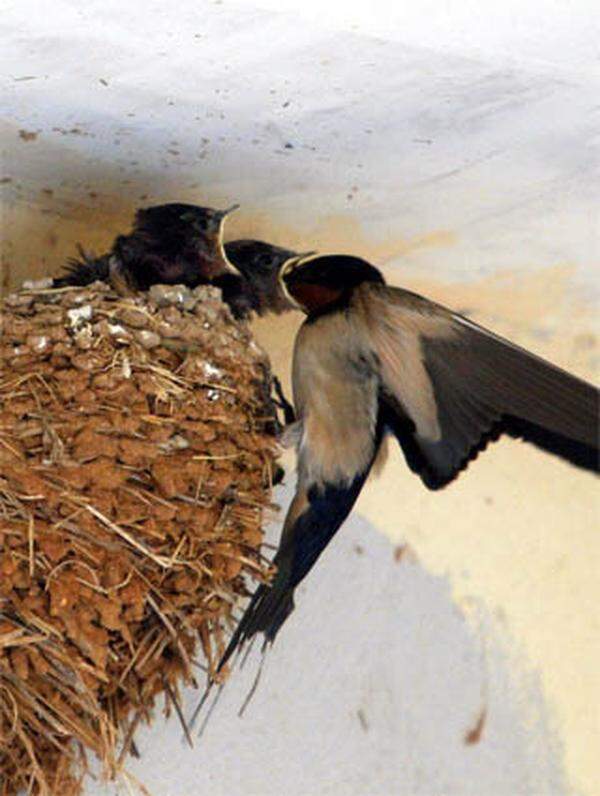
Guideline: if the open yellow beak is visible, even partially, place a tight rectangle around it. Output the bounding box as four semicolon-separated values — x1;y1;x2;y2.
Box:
217;203;240;219
280;251;318;280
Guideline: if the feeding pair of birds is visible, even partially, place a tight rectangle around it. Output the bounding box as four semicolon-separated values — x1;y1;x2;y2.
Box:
54;202;600;681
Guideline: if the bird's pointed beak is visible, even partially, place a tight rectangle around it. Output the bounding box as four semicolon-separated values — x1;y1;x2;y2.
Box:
214;204;241;273
280;251;318;279
279;252;320;311
217;203;240;219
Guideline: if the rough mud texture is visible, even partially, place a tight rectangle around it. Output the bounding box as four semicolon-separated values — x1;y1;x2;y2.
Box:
0;280;278;795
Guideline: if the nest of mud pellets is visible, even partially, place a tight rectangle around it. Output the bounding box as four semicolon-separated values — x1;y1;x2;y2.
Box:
0;280;279;795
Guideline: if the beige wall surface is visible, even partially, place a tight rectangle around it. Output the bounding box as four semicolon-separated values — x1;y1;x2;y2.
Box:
2;2;599;794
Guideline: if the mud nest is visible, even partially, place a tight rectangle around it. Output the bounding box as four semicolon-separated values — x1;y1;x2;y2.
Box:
0;281;279;795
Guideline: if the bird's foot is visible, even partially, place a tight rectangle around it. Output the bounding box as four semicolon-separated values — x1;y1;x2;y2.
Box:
271;375;296;426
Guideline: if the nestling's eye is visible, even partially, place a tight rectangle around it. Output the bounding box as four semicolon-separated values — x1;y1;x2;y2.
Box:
180;211;207;230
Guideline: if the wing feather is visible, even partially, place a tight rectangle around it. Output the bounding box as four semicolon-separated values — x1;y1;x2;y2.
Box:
356;283;599;488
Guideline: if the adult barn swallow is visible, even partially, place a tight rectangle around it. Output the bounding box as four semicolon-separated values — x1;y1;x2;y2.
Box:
53;202;239;292
217;254;599;672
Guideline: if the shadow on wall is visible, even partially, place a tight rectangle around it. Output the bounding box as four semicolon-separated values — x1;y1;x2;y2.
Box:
86;504;569;796
0;121;298;294
0;126;144;293
1;120;462;296
0;121;192;291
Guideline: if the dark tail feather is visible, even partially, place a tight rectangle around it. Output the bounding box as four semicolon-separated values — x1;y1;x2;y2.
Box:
216;466;377;676
53;247;111;287
238;646;268;717
188;681;225;739
187;576;293;734
217;577;294;676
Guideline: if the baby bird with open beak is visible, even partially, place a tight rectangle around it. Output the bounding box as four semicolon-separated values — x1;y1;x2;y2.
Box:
54;202;240;293
213;239;309;320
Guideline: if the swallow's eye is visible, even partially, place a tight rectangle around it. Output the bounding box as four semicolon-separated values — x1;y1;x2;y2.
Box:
181;212;209;231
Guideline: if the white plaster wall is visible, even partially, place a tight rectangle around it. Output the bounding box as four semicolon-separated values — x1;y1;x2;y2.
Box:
87;498;569;796
1;2;598;794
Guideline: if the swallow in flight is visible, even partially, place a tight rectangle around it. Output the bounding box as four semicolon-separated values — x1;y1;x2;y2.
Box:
216;253;599;674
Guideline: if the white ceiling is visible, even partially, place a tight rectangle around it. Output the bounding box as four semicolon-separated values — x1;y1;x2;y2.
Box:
2;0;599;287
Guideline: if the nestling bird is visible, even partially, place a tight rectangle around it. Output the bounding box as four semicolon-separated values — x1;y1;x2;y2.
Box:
53;202;240;293
213;239;308;319
216;253;599;673
53;205;305;320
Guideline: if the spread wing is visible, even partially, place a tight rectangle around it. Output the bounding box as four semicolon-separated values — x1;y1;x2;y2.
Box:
357;283;599;489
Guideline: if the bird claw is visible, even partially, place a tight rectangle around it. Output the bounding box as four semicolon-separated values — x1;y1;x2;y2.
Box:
271;375;296;426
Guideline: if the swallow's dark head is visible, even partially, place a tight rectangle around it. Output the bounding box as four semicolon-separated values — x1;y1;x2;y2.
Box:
281;254;384;315
220;239;303;316
134;203;239;250
225;240;297;281
116;202;239;289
